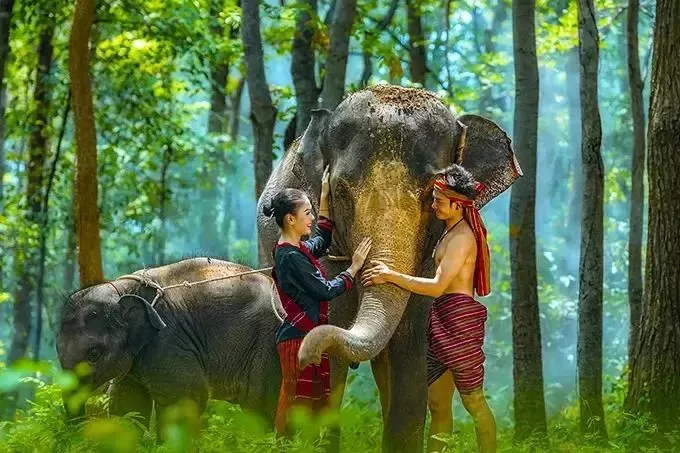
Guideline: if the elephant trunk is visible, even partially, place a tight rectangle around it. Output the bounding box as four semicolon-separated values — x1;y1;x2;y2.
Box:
299;284;411;366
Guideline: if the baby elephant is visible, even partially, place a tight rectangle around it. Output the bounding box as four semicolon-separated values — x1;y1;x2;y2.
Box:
57;258;282;433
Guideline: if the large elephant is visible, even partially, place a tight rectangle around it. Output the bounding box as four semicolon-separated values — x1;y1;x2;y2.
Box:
57;258;281;435
257;84;521;452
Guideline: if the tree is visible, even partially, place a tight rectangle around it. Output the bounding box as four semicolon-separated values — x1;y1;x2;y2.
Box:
319;0;357;109
625;0;680;434
241;0;276;198
509;0;547;442
0;0;16;292
291;0;319;135
576;0;607;439
405;0;426;86
625;0;645;366
1;18;54;418
69;0;103;286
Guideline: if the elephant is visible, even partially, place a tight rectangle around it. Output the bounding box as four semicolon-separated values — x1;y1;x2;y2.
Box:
56;258;282;436
256;84;521;452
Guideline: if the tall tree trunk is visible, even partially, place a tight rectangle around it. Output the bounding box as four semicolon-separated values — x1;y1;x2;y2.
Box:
564;47;582;282
625;0;680;434
319;0;357;109
360;0;398;87
242;0;276;199
405;0;426;86
510;0;547;442
479;0;509;114
0;0;16;294
64;176;77;290
69;0;103;286
576;0;607;439
35;90;69;362
626;0;645;368
291;0;318;136
230;77;244;138
157;142;171;265
1;22;54;418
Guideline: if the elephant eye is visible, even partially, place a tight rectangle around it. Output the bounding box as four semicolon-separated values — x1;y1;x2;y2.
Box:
87;346;103;362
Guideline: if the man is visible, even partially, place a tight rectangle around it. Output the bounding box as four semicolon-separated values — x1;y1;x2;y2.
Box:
362;163;496;453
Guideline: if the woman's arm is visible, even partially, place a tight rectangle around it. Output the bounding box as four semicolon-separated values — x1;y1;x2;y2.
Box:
282;251;355;301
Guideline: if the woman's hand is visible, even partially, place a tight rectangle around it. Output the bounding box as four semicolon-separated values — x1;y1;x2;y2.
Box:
361;260;393;287
320;166;330;202
349;237;373;276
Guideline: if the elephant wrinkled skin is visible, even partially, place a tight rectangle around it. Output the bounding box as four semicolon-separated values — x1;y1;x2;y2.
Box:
257;85;520;453
57;258;281;435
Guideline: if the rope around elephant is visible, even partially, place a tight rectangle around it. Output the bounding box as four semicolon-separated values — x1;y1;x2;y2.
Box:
115;254;350;322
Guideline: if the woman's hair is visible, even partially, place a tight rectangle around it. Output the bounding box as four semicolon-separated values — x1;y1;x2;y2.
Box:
262;188;309;227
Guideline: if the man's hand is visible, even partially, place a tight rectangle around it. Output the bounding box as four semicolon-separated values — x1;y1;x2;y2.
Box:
361;260;393;287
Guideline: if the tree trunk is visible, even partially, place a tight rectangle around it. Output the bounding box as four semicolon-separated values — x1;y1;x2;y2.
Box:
405;0;426;86
35;90;69;362
509;0;547;442
319;0;357;109
64;178;77;290
625;0;680;434
0;0;16;294
230;77;244;138
157;142;171;265
576;0;607;439
564;47;582;282
360;0;398;88
69;0;103;286
1;22;54;418
291;0;318;136
241;0;276;199
626;0;645;368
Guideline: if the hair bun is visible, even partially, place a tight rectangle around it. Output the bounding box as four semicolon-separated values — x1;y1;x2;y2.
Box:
263;204;275;218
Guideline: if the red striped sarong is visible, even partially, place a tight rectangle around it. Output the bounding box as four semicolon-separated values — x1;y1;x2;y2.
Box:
275;339;329;435
427;293;488;393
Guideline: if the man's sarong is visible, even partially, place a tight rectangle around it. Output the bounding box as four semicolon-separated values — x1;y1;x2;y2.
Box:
275;338;330;434
427;293;488;393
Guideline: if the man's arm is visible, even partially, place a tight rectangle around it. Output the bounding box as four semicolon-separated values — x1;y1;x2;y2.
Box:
361;231;473;298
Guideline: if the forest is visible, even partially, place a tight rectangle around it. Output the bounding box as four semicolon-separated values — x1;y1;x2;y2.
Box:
0;0;678;451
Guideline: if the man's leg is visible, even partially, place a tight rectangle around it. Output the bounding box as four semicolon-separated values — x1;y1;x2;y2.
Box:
459;388;496;453
427;371;455;453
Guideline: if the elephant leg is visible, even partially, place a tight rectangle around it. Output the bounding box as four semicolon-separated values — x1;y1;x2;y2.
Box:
325;358;350;453
151;377;209;444
108;377;153;429
375;325;428;453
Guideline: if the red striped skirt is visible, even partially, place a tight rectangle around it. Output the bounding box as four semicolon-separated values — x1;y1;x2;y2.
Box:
427;293;488;393
275;338;330;435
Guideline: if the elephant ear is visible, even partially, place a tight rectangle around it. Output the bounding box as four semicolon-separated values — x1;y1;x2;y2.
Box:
295;109;332;197
119;295;166;356
456;114;523;209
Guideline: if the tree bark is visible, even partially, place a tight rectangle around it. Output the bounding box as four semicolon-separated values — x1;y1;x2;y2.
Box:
291;0;319;135
360;0;398;87
241;0;276;199
0;0;16;294
509;0;547;442
35;90;69;362
406;0;426;86
230;77;244;138
564;47;582;281
626;0;645;368
319;0;357;109
69;0;103;286
625;0;680;434
1;22;54;418
576;0;607;439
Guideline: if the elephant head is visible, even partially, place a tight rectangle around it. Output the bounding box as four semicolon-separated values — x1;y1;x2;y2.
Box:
56;282;166;417
258;85;520;366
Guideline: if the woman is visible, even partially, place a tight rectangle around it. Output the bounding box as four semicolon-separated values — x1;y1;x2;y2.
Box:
263;166;372;436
